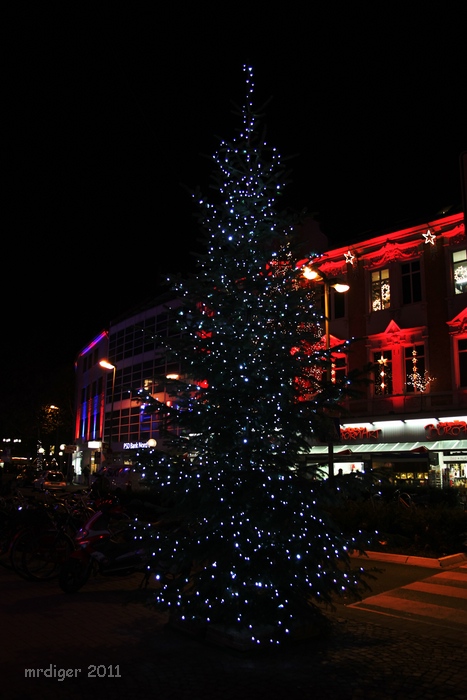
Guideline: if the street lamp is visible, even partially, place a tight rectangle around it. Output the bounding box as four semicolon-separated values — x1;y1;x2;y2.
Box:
37;444;45;471
99;360;116;451
302;266;349;480
48;405;60;459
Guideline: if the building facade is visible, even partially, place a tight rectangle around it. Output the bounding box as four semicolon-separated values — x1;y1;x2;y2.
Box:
73;293;182;479
73;211;466;489
307;210;467;489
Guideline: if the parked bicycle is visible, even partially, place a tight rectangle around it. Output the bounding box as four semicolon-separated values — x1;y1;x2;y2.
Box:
4;489;99;581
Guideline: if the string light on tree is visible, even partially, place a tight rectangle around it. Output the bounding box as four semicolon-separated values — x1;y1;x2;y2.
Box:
137;64;373;648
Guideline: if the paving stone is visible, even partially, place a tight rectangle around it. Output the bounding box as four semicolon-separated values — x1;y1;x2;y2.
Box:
1;561;467;699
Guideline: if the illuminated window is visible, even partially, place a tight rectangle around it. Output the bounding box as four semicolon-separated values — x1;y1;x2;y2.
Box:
140;411;152;433
374;350;393;395
401;260;421;304
332;355;347;383
405;345;425;393
453;250;467;294
371;269;390;310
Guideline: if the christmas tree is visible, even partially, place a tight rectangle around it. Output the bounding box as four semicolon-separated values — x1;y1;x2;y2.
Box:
138;66;372;646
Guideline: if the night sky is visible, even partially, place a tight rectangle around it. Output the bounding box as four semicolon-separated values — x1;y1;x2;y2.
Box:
3;5;466;425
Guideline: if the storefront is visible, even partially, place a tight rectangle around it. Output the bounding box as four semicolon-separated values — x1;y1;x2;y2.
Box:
439;450;467;488
308;416;467;488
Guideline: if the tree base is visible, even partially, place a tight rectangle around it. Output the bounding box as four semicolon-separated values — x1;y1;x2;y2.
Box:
168;614;323;651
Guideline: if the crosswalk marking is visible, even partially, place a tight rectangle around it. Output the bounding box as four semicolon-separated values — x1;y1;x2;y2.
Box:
348;565;467;628
351;594;467;623
429;570;467;583
404;581;467;599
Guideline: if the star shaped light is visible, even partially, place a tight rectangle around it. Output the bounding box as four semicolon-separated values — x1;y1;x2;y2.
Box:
344;250;355;265
423;229;436;245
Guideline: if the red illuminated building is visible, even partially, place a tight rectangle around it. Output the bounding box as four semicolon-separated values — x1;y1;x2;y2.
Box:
72;210;466;490
307;209;467;488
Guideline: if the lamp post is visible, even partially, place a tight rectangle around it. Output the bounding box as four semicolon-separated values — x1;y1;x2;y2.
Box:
59;443;66;477
37;443;45;471
99;360;116;453
48;405;60;460
302;266;349;480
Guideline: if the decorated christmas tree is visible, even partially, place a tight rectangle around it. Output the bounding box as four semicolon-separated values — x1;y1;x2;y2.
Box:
138;66;372;646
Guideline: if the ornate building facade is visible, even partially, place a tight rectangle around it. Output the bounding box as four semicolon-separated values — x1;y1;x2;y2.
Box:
306;210;467;488
73;211;466;489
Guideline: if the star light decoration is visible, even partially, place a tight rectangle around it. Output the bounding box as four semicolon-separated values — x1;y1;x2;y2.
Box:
407;348;435;393
423;229;436;245
344;250;355;265
377;354;389;394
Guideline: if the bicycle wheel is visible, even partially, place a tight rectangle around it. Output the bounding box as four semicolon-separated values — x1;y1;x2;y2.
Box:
20;529;76;581
8;526;36;578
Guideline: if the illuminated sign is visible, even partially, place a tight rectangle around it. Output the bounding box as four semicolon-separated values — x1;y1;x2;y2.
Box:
425;420;467;439
123;441;155;450
340;427;381;441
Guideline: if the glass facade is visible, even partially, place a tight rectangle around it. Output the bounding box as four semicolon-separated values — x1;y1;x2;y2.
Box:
101;303;182;446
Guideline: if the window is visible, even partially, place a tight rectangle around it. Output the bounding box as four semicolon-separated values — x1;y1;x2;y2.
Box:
401;260;421;304
405;345;426;393
371;269;390;310
331;355;347;383
453;250;467;294
333;288;346;319
316;287;346;320
374;350;392;395
458;339;467;387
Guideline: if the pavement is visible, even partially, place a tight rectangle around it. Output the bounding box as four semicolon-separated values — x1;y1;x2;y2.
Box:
1;549;467;700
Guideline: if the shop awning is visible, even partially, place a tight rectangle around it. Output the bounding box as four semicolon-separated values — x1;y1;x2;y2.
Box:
426;440;467;451
310;442;423;454
308;439;467;458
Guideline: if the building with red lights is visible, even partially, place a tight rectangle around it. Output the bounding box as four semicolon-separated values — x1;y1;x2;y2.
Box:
72;210;466;491
307;209;467;489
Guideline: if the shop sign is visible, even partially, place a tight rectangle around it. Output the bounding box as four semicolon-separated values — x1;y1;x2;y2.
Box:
340;426;381;441
425;420;467;439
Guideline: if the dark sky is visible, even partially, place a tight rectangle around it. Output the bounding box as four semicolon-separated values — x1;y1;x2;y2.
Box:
3;5;466;402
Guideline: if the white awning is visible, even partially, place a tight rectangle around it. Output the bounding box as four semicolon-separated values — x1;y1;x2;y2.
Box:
308;439;467;458
311;442;416;454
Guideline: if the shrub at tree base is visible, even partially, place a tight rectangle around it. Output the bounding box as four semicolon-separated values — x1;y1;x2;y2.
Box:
328;495;467;558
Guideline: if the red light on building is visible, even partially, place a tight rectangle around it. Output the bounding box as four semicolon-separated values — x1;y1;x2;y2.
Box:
460;150;467;220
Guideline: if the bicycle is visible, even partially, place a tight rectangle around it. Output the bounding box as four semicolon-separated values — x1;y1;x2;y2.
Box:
0;492;43;566
9;500;78;581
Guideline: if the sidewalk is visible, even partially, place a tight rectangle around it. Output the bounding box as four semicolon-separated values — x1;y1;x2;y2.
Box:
1;555;467;700
351;549;467;569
